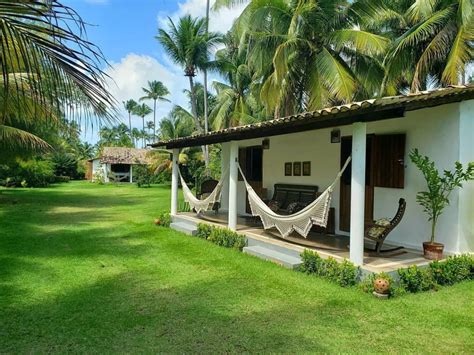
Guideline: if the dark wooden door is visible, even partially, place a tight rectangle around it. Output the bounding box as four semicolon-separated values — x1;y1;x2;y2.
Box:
339;136;374;232
239;146;263;214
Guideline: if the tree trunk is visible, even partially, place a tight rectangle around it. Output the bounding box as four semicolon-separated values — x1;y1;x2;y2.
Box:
153;99;157;142
188;75;207;164
128;111;133;147
202;0;210;172
142;116;145;148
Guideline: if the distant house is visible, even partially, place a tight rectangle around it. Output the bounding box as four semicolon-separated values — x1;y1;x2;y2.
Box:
87;147;151;183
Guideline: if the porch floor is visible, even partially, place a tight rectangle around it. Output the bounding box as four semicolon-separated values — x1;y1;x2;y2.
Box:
178;211;432;274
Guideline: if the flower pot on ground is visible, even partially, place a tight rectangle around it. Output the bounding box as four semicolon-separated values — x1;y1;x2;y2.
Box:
422;241;444;261
409;149;474;260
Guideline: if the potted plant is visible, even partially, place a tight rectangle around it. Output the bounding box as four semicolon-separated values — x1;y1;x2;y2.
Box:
409;149;474;260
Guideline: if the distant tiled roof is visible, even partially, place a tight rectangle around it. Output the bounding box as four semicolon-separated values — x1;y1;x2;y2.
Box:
100;147;151;165
152;85;474;149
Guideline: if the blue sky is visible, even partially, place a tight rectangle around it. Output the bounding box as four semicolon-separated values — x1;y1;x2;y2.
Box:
63;0;247;142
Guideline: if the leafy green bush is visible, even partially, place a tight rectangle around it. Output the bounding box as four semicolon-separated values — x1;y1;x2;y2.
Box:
0;159;55;187
300;250;360;287
135;165;154;187
207;226;246;250
398;265;436;293
155;211;171;227
429;254;473;285
196;223;213;239
53;176;71;183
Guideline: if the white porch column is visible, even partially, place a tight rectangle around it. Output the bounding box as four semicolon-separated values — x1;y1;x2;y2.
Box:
220;142;230;212
350;122;367;266
103;163;109;183
129;165;133;183
228;141;238;231
171;148;179;216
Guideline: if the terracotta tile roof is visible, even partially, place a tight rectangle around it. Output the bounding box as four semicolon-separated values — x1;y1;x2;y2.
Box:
99;147;151;165
152;85;474;149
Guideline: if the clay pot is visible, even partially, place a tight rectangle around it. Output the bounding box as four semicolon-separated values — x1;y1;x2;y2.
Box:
423;242;444;260
373;278;390;295
154;218;161;225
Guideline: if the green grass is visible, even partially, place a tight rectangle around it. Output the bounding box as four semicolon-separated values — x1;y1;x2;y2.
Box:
0;181;472;353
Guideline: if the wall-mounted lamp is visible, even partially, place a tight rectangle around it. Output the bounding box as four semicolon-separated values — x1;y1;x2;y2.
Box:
331;129;341;143
262;138;270;150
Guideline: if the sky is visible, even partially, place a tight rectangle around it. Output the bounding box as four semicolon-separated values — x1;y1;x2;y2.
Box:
62;0;247;143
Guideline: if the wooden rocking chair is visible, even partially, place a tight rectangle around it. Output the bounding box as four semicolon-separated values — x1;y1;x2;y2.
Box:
365;198;406;255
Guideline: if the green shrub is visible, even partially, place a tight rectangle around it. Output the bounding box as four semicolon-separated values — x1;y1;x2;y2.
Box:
196;223;213;239
53;176;71;183
155;211;171;227
429;254;474;285
207;226;246;250
0;160;55;187
135;165;154;187
398;265;436;293
300;250;360;287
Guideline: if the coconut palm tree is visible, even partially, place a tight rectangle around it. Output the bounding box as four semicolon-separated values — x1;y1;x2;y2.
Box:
0;0;115;153
146;120;155;145
123;99;138;143
238;0;390;115
352;0;474;94
139;81;170;141
133;103;153;148
156;15;221;167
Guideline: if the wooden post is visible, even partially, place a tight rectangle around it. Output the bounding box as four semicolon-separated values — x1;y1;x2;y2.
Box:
171;148;179;216
228;141;238;231
350;122;366;266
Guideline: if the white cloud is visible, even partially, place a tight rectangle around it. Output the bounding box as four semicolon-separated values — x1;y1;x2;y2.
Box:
104;53;189;128
158;0;248;34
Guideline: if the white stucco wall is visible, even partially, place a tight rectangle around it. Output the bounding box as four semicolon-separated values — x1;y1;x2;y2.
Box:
91;159;102;181
221;101;473;253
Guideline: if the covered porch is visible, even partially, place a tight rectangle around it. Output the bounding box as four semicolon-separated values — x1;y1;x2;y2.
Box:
156;87;474;271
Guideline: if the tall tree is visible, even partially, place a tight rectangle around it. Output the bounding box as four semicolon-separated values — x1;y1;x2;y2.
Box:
139;81;170;142
123;99;138;144
352;0;474;93
0;0;115;154
133;103;153;148
156;15;221;166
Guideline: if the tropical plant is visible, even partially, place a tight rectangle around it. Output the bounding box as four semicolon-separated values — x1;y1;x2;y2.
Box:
216;0;389;117
132;103;153;148
0;0;115;153
352;0;474;94
123;99;138;143
139;81;170;141
156;15;221;167
96;124;133;149
409;149;474;243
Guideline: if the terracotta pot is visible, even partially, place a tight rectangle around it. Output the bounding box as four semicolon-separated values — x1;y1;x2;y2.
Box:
423;242;444;260
374;278;390;295
154;218;161;225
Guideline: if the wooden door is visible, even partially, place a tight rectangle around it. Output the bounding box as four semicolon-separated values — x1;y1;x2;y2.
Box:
239;146;263;214
339;136;374;232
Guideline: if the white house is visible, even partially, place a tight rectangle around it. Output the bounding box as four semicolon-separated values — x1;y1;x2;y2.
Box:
153;85;474;272
87;147;151;183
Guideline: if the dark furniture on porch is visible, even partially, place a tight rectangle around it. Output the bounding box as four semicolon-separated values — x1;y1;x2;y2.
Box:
365;198;406;255
269;183;319;213
197;179;220;213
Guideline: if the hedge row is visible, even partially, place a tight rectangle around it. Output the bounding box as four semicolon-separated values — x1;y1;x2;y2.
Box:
196;223;246;250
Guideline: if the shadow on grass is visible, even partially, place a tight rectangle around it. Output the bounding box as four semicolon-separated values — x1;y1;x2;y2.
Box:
0;272;340;353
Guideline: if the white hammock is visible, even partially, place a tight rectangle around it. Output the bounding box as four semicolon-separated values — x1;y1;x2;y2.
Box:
238;157;351;238
180;170;227;214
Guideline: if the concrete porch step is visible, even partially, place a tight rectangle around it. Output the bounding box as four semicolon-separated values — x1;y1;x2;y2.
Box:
170;221;198;236
243;245;302;269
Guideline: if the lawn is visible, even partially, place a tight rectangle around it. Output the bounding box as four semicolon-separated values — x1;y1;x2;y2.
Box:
0;182;472;353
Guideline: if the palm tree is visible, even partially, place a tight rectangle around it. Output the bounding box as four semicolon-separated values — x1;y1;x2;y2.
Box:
139;81;170;141
133;103;153;148
0;1;115;153
146;120;155;145
156;15;221;167
353;0;474;93
123;99;138;142
216;0;389;116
